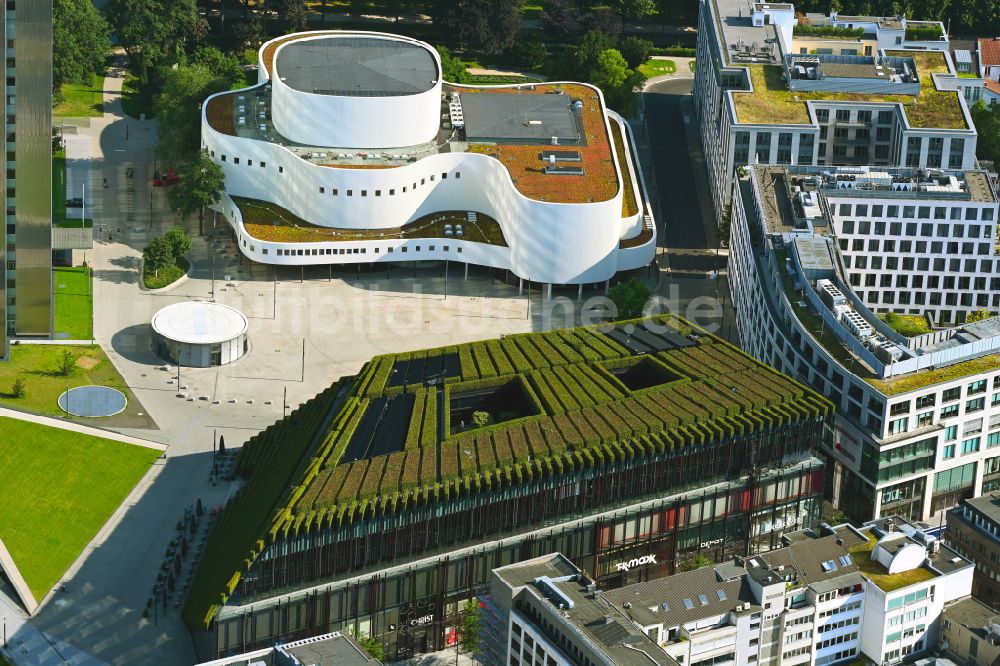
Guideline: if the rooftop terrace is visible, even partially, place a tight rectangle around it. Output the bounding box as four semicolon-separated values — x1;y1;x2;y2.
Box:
732;50;967;129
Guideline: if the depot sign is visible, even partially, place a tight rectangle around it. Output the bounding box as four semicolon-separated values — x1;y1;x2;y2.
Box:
614;554;657;572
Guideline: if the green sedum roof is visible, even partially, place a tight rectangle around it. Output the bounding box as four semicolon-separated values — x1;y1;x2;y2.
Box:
182;316;831;630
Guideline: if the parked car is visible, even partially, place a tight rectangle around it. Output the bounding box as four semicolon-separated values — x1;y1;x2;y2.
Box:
65;197;84;208
153;169;179;186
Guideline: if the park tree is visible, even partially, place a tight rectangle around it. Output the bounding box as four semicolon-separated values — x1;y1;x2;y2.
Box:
164;226;194;262
619;36;654;69
608;277;651;319
191;46;244;84
154;65;231;165
143;235;174;276
430;0;524;54
266;0;309;31
103;0;208;85
509;39;547;70
613;0;657;20
582;8;623;37
57;350;77;377
541;0;576;41
11;377;26;399
436;46;470;84
590;48;642;113
167;150;225;230
53;0;110;94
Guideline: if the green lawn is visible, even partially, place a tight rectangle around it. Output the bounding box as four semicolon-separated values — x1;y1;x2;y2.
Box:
143;258;189;290
53;267;93;340
53;81;104;118
639;59;677;79
0;345;134;418
53;149;93;229
0;416;158;601
120;74;154;120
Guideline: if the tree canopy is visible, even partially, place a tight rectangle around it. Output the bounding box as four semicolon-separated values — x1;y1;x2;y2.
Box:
53;0;110;92
166;150;225;222
103;0;208;84
971;101;1000;168
609;277;652;319
430;0;523;54
153;62;233;166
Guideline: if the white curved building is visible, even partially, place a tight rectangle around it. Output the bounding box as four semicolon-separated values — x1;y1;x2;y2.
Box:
151;301;249;367
201;31;655;286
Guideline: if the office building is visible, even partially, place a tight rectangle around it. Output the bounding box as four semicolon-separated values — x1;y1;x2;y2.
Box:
728;164;1000;523
184;316;830;659
2;0;53;355
484;517;973;666
194;631;383;666
202;31;655;289
946;493;1000;610
693;0;978;220
940;596;1000;665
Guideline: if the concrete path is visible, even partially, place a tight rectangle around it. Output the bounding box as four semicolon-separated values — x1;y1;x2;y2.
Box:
0;407;165;451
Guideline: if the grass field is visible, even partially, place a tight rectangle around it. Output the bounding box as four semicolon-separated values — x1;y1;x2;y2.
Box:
53;267;93;340
639;59;677;79
0;345;134;418
0;416;158;601
53;81;104;118
53;149;93;229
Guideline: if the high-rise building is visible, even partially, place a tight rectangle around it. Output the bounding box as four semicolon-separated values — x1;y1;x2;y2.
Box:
2;0;53;355
693;0;979;221
728;164;1000;523
946;492;1000;610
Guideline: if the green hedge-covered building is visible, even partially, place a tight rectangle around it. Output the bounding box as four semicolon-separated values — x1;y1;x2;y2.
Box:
186;316;832;660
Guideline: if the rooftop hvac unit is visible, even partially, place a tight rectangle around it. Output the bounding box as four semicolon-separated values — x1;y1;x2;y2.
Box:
817;279;847;309
869;336;904;363
841;310;873;341
551;136;559;146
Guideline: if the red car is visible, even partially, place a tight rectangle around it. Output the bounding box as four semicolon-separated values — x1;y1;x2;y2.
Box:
152;169;179;186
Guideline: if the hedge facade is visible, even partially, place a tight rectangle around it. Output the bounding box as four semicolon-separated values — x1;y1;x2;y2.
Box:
183;315;832;630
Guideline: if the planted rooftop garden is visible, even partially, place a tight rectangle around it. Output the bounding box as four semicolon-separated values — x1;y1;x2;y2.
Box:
182;316;831;630
460;83;620;204
234;196;508;246
732;57;967;129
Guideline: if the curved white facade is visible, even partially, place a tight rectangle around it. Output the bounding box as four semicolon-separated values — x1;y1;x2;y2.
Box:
203;31;655;286
267;33;442;149
151;302;249;367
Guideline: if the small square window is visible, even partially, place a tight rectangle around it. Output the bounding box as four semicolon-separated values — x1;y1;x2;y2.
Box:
362;190;367;197
260;161;266;168
325;248;332;255
319;186;325;194
234;157;240;164
262;248;268;255
429;245;435;251
375;190;381;196
389;189;395;195
403;186;407;192
416;246;421;251
413;182;417;189
374;248;380;254
221;155;227;162
247;159;253;166
401;247;407;253
457;247;463;253
347;190;353;196
443;245;449;251
210;150;215;157
388;247;394;253
279;166;284;173
455;172;461;179
332;189;338;195
421;178;425;185
441;172;447;179
430;175;435;182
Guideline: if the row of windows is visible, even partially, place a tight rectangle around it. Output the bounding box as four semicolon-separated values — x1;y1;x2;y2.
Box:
848;269;995;291
212;150;463;195
815;631;858;651
837;203;992;222
818;600;862;620
265;244;466;258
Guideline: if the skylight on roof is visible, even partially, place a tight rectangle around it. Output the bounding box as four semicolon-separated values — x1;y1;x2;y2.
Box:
662;602;670;612
698;594;710;606
838;555;853;567
821;560;839;572
684;598;694;610
717;590;728;601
